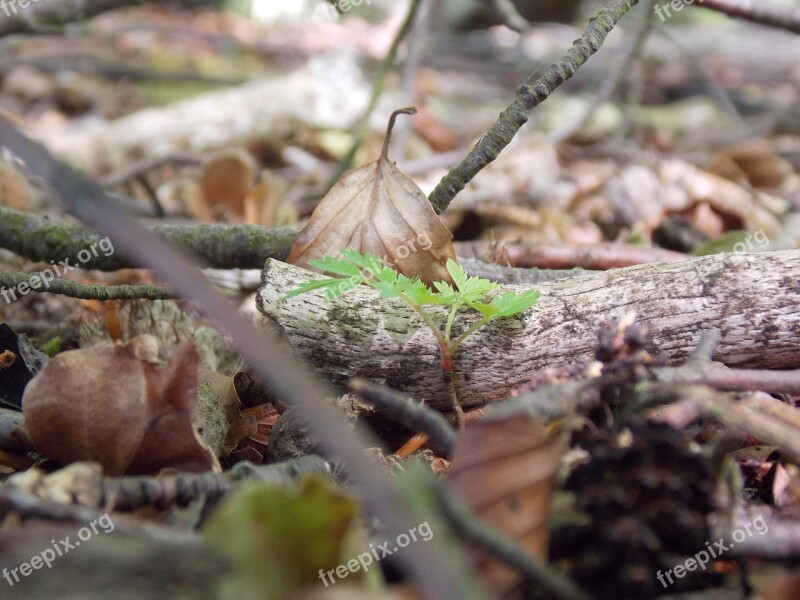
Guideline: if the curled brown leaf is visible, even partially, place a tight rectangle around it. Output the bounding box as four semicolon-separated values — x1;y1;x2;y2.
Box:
22;336;219;475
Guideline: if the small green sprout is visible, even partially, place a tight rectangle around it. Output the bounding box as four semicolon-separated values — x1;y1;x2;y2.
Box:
282;250;540;427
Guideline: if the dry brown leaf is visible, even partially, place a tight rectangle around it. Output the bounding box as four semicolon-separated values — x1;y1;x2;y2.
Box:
447;415;566;599
201;148;256;219
22;336;219;475
0;154;34;211
287;108;456;286
708;141;795;190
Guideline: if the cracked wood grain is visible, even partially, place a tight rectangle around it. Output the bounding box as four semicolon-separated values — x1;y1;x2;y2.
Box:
258;250;800;410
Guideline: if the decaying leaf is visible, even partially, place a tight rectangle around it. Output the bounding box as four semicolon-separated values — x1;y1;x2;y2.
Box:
22;336;219;475
287;108;456;286
447;415;567;599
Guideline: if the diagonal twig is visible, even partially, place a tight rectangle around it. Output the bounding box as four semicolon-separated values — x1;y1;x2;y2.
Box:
0;117;486;600
428;0;641;213
694;0;800;34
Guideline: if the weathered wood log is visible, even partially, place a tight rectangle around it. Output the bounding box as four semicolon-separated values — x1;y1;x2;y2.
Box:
257;250;800;410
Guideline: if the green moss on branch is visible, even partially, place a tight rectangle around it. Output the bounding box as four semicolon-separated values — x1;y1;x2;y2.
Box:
0;208;296;271
0;271;174;302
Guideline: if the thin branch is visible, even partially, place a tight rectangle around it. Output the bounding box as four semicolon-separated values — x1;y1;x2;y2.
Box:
453;240;687;270
428;0;641;213
0;207;296;271
639;383;800;462
100;152;203;188
0;0;215;37
0;484;199;545
0;271;175;301
0;116;484;600
694;0;800;35
349;378;457;457
103;455;330;511
328;0;423;183
653;329;800;395
656;364;800;395
490;0;530;33
0;207;579;282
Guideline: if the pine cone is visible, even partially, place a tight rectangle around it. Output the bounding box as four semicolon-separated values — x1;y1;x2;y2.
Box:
551;417;723;599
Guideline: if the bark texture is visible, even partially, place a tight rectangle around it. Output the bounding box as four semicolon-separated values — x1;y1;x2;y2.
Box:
258;250;800;410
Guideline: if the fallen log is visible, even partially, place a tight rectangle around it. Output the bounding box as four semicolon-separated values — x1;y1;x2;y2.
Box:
257;250;800;410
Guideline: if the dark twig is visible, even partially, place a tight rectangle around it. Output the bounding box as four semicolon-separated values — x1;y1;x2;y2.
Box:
490;0;530;32
653;329;800;395
0;484;199;545
100;152;204;189
436;485;592;600
101;152;203;217
0;271;175;302
0;117;483;600
694;0;800;35
428;0;641;213
349;378;457;457
103;455;330;511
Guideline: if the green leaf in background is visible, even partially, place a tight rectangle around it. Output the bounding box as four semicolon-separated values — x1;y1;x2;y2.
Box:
692;231;750;256
204;475;365;600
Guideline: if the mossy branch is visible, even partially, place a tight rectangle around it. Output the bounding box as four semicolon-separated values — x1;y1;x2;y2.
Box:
0;271;174;302
428;0;640;213
0;207;296;271
0;208;579;284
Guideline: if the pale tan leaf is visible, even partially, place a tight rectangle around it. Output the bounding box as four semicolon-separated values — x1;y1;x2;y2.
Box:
287;108;456;285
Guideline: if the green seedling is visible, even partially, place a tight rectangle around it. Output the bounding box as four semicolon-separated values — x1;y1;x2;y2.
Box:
282;250;540;428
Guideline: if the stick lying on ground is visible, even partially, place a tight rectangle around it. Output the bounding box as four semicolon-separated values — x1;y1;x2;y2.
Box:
258;250;800;410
